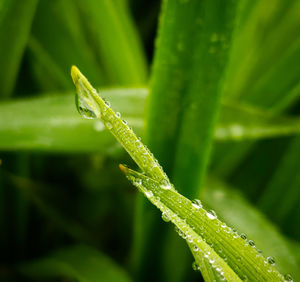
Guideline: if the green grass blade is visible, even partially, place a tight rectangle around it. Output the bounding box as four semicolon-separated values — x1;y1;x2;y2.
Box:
19;245;133;282
201;177;300;280
2;86;300;152
258;137;300;224
0;0;38;98
146;0;240;195
75;0;147;84
120;166;285;281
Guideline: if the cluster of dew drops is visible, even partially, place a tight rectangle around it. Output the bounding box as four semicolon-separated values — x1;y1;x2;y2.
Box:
171;198;293;282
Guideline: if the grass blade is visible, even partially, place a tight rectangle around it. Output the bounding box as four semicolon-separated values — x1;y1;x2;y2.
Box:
0;0;38;98
75;0;147;84
121;166;285;281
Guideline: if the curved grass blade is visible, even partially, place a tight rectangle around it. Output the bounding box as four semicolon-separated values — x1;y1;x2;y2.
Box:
120;165;286;281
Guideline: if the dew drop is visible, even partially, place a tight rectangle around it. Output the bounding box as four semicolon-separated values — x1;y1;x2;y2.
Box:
267;256;275;265
75;93;97;119
248;240;255;247
240;233;247;240
162;212;170;222
160;179;171;190
284;274;293;281
134;178;142;186
192;199;202;209
206;210;217;220
122;119;128;125
116;112;121;118
105;121;113;129
192;261;199;271
145;191;153;198
104;99;111;107
193;244;199;252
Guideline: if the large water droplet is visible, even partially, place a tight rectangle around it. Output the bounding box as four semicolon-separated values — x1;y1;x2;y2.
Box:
75;93;97;119
192;199;202;209
206;210;217;220
240;233;247;240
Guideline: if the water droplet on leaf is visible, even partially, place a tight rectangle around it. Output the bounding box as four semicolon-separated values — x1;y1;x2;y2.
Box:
206;210;217;220
192;199;202;209
160;179;171;190
267;256;275;265
162;212;170;222
75;93;97;119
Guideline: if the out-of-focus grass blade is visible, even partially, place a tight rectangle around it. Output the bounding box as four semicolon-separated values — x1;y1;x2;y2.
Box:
211;0;300;178
258;137;300;226
0;0;38;98
2;87;300;152
215;101;300;141
224;0;300;107
201;177;300;280
7;172;94;243
28;0;105;92
19;245;133;282
0;88;146;152
75;0;147;85
120;166;286;281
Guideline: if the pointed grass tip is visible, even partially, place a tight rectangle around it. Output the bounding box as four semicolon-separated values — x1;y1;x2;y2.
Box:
70;65;95;94
119;164;128;174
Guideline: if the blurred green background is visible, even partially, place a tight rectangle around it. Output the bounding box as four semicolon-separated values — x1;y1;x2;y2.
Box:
0;0;300;281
